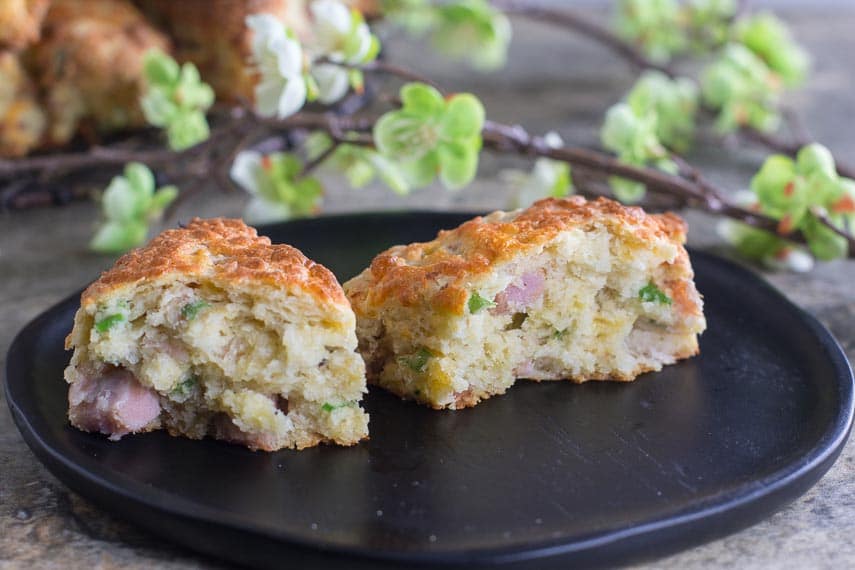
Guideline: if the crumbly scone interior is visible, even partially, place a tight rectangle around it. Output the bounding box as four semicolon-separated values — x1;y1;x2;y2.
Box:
66;277;368;449
357;224;705;409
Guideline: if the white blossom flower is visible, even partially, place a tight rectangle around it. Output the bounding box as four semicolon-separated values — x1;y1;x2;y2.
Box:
308;1;378;104
312;63;351;104
246;14;307;119
230;150;292;223
310;0;375;64
230;150;323;223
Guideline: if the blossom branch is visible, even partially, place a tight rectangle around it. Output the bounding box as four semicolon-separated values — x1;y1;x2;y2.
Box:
491;0;676;76
491;0;855;180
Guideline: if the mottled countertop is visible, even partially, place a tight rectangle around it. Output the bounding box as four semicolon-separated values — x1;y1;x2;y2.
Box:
2;7;855;570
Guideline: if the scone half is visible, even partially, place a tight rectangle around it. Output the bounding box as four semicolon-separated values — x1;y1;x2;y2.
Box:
65;218;369;450
344;197;706;410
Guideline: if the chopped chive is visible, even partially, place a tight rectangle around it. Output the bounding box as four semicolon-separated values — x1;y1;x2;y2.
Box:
639;282;672;305
400;347;434;373
170;375;198;398
468;292;496;314
322;401;355;412
181;300;210;320
94;313;124;333
553;328;568;340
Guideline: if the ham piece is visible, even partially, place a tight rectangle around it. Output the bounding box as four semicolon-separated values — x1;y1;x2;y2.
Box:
493;271;546;314
68;366;161;440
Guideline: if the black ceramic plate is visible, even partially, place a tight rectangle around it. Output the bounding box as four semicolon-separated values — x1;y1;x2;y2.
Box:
5;212;854;569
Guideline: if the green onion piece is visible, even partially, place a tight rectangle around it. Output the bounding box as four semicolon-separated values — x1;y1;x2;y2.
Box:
639;282;672;305
94;313;124;333
322;401;355;412
400;347;434;373
553;328;568;340
468;292;497;313
170;375;198;398
181;300;210;320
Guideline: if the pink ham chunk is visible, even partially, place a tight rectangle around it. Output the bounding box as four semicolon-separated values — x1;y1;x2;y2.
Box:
68;366;161;440
493;271;546;314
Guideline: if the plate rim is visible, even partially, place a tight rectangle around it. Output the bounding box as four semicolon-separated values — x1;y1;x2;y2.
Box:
4;211;854;567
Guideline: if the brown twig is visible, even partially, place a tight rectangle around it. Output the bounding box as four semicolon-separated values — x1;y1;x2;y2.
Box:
317;57;442;89
810;207;855;252
300;139;340;177
491;0;675;76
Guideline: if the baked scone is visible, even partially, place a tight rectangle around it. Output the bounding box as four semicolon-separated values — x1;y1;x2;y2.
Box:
0;0;50;51
65;218;369;450
0;51;46;157
344;197;706;410
26;0;170;146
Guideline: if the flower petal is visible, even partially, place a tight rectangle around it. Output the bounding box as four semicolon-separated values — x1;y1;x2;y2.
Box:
244;197;294;224
439;93;485;140
254;77;287;117
230;151;264;194
277;75;307;118
313;63;350;104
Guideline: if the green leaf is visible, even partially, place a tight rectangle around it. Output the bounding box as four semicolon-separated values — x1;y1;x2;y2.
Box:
95;313;125;333
614;0;686;62
400;83;445;117
344;159;375;188
439;93;485;140
400;152;440;188
305;132;334;160
140;89;176;127
638;282;672;304
610;177;647;203
802;214;848;261
362;35;381;63
150;185;178;213
468;291;496;313
797;144;836;178
102;177;142;223
735;12;809;87
438;140;479;190
626;71;698;152
400;347;434;373
125;162;155;196
701;43;782;134
90;220;148;253
429;0;511;70
290;177;324;216
181;300;210;321
143;49;180;86
177;63;215;109
751;154;798;214
166;110;210;151
374;111;435;162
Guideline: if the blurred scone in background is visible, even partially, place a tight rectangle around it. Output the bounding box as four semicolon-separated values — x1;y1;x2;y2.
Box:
0;0;374;157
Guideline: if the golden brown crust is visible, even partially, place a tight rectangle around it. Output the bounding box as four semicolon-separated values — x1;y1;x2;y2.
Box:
346;197;689;316
0;0;50;51
81;218;348;307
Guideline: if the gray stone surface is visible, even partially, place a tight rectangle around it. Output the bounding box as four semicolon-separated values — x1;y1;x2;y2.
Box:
2;6;855;569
